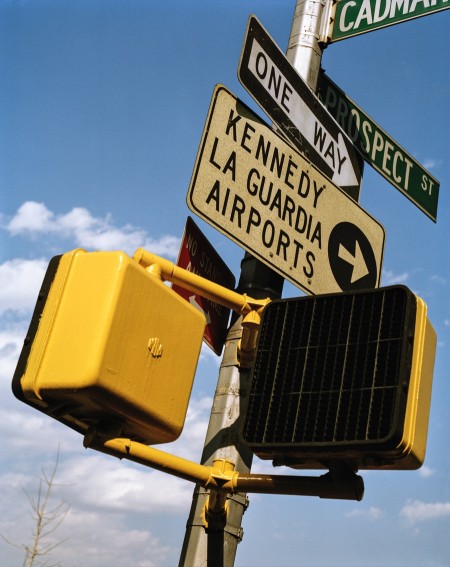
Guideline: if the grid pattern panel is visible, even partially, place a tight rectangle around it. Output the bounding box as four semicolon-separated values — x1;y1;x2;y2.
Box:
243;287;411;446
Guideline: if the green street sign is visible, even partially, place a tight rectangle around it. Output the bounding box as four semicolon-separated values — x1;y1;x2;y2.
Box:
329;0;450;42
317;72;439;221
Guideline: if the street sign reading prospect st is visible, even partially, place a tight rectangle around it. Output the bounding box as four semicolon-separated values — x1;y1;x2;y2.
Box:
318;72;440;221
328;0;450;42
238;15;364;201
172;216;235;356
187;85;385;296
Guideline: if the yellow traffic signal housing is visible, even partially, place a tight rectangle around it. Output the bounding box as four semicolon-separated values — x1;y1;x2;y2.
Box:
12;249;205;444
241;286;436;470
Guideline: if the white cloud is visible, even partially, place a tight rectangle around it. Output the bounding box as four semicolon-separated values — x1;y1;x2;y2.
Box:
6;201;54;234
422;158;441;171
0;392;208;566
4;201;180;258
0;501;171;567
59;454;193;514
0;201;182;325
418;465;436;478
382;269;409;285
0;258;48;316
430;274;446;285
0;326;27;372
157;394;213;464
1;317;212;512
55;510;171;567
346;506;383;521
400;500;450;524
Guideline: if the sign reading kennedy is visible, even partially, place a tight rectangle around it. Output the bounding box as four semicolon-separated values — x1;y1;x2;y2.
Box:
329;0;450;42
187;86;385;296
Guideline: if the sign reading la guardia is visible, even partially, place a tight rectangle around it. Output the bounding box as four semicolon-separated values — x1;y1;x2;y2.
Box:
187;85;385;296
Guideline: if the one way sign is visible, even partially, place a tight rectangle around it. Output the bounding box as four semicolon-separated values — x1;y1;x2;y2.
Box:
239;15;364;201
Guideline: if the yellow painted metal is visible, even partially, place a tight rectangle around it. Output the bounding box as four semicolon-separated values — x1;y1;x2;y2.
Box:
392;296;436;468
133;247;269;316
239;308;265;368
17;248;205;444
133;247;270;367
15;246;367;504
202;460;237;530
86;434;220;486
84;432;363;501
15;246;370;501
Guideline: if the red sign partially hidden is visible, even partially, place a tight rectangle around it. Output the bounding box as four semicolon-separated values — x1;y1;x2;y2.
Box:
172;217;236;356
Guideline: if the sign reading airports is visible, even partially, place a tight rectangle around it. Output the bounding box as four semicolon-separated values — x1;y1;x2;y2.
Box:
328;0;450;42
187;85;385;296
172;216;236;356
238;15;363;201
318;72;440;221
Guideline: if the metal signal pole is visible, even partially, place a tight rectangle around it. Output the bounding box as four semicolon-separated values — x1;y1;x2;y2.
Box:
178;2;327;565
178;255;283;567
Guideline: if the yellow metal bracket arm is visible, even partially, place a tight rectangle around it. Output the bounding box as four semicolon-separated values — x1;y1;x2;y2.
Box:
133;248;270;366
84;250;364;520
84;431;364;504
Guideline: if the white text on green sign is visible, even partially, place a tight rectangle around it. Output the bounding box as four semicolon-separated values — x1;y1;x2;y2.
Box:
330;0;450;41
318;72;439;221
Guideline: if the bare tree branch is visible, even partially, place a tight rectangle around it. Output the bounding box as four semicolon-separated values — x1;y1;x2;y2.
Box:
1;447;70;567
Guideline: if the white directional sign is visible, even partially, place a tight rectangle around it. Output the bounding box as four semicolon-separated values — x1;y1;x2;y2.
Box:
187;85;385;296
239;16;364;201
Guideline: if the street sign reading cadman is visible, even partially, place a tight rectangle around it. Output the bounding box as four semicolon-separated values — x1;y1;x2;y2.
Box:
187;85;385;296
328;0;450;42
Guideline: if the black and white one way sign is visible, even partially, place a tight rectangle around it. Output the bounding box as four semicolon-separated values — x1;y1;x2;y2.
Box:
239;16;364;201
187;85;385;295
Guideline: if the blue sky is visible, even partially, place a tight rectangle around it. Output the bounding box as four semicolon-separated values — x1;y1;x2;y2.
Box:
1;1;449;566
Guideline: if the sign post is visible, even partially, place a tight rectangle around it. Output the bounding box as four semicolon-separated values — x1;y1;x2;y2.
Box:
187;85;385;295
180;4;326;565
180;2;381;565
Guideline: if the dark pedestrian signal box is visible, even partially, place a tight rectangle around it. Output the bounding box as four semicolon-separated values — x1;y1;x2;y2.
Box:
242;286;436;471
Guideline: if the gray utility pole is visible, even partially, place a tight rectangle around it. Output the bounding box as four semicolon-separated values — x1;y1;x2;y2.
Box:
287;0;328;90
178;256;283;567
178;2;328;565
